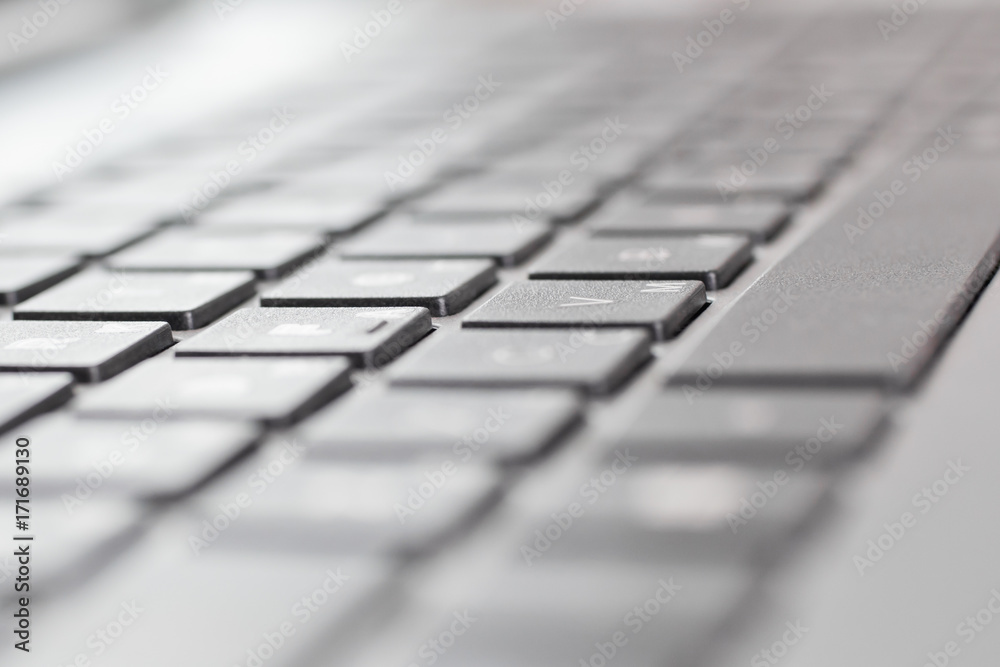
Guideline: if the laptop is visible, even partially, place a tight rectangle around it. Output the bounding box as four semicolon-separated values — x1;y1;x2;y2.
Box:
2;0;1000;665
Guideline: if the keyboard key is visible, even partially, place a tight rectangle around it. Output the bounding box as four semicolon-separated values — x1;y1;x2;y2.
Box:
3;415;258;500
531;462;829;566
529;236;752;290
0;255;81;304
299;388;582;464
643;153;833;203
261;258;496;316
426;560;753;667
75;357;353;426
207;456;500;555
463;280;706;340
590;202;790;243
338;218;553;267
391;329;651;395
0;221;156;258
620;389;887;466
175;306;431;367
675;151;1000;388
0;320;172;382
195;190;385;234
13;269;256;330
0;372;74;434
411;172;600;222
106;229;324;279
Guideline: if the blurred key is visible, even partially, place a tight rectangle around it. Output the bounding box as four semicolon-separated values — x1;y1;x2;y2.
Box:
195;191;385;234
206;457;500;556
339;218;553;267
523;462;829;567
0;255;81;304
175;306;431;366
0;320;172;382
1;415;259;500
0;221;158;258
0;372;74;434
620;389;887;467
76;358;352;426
106;229;324;279
411;172;601;222
590;202;790;243
13;269;256;330
261;258;496;316
391;329;651;395
529;236;752;290
424;560;753;667
463;280;706;340
299;388;582;464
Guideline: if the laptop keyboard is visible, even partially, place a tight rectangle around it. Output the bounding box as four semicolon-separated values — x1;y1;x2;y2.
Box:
3;8;1000;667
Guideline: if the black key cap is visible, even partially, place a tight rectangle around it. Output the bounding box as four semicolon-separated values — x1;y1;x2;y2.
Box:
675;150;1000;388
261;258;496;316
0;321;172;382
299;388;582;464
529;236;752;290
76;357;352;425
0;221;156;258
196;191;384;234
105;229;324;279
0;372;73;434
339;218;553;267
0;255;81;304
13;269;256;330
3;415;259;500
463;280;706;340
175;306;431;367
391;329;651;395
590;202;790;243
207;457;500;555
620;389;887;466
